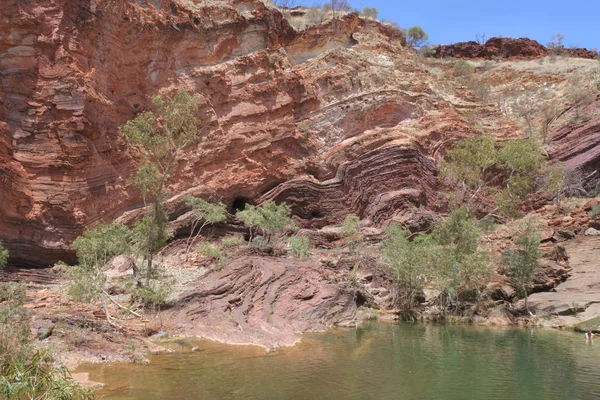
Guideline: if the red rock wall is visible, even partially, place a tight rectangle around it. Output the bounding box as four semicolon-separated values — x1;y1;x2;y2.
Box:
0;0;515;266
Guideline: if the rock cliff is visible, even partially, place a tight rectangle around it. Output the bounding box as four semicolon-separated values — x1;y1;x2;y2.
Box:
0;0;517;266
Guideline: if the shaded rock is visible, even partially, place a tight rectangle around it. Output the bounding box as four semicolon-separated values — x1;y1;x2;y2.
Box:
486;306;516;326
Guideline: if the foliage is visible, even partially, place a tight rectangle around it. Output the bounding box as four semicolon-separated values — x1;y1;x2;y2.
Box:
0;283;93;400
131;275;173;310
221;235;245;249
341;214;363;254
541;164;567;204
196;242;228;269
70;223;131;303
382;226;435;310
73;223;131;270
453;60;475;77
441;135;497;190
432;208;490;307
120;89;201;287
183;196;228;255
287;236;311;258
236;201;292;243
406;26;429;48
381;209;490;312
0;241;8;269
500;223;541;314
498;138;545;199
361;7;378;19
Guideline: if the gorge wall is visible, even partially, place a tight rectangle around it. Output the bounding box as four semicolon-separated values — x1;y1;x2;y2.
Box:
0;0;598;267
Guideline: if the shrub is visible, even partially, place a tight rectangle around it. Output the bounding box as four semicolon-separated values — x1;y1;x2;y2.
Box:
382;226;434;310
500;223;541;314
287;236;311;258
0;282;92;399
453;60;475;77
221;235;245;249
196;242;226;264
432;208;490;307
183;197;227;254
0;241;8;269
236;201;292;243
406;26;429;48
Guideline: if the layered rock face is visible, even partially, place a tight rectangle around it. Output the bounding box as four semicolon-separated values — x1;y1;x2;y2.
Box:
434;37;598;60
1;0;510;266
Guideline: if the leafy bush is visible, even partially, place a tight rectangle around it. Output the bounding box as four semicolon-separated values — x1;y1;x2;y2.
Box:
196;242;226;264
183;197;227;254
432;208;490;306
0;282;92;399
0;241;8;269
500;224;541;314
70;223;131;304
221;235;245;249
236;201;292;243
453;60;475;78
287;236;311;258
382;226;434;310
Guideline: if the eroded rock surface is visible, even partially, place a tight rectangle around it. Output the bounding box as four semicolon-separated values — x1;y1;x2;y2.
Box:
529;237;600;326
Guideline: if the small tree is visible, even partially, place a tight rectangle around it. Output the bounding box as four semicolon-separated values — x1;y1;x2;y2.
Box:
440;135;497;207
407;26;429;48
0;241;8;269
183;197;228;256
236;201;292;243
501;224;541;315
361;7;378;19
382;225;435;311
70;223;132;322
498;138;545;199
121;89;202;287
432;208;490;310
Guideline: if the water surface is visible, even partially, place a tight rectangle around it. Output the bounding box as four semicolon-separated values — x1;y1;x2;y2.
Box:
82;323;600;400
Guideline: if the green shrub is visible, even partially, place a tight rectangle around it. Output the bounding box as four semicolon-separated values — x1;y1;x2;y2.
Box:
221;235;245;248
287;236;311;258
0;282;92;399
453;60;475;78
500;224;541;314
382;226;434;310
236;201;292;243
0;241;8;269
196;242;225;262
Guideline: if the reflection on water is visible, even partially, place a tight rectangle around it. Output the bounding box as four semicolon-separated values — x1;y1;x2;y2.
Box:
81;323;600;400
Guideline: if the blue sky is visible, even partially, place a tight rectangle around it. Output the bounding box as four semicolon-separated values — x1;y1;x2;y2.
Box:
316;0;600;49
